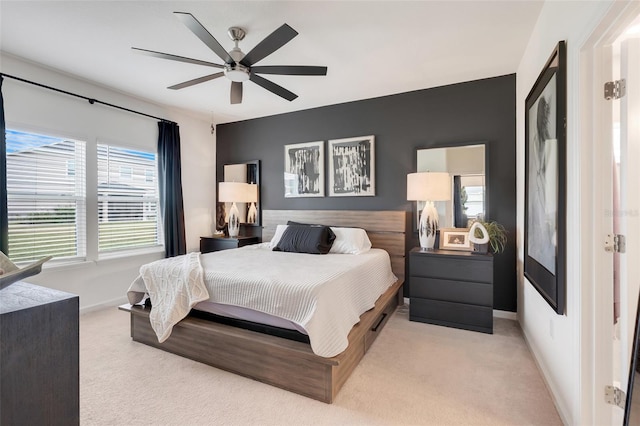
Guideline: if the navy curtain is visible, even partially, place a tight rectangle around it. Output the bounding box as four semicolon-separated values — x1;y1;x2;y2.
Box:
157;121;186;257
453;175;465;228
0;76;8;254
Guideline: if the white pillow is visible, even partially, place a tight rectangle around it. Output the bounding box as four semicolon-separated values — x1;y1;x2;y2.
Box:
329;227;372;254
269;224;289;248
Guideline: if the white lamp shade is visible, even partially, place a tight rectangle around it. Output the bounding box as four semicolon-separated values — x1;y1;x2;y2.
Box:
219;182;252;202
407;172;451;201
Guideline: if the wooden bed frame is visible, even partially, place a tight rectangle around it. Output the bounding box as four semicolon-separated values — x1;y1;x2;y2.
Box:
120;210;406;403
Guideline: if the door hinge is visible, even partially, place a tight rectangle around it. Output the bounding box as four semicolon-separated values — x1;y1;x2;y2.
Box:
604;79;626;100
605;234;626;253
605;385;626;409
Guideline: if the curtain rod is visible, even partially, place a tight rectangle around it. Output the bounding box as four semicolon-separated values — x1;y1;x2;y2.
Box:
1;73;176;124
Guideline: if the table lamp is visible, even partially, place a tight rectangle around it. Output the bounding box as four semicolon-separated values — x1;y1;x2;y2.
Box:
218;182;251;238
407;172;451;250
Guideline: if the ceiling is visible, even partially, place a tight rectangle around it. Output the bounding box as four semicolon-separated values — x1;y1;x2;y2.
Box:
0;1;543;124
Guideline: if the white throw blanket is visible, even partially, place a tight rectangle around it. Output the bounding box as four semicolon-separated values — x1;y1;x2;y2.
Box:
136;252;209;342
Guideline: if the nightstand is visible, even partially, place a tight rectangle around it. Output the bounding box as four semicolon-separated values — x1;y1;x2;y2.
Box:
200;235;260;253
409;248;493;334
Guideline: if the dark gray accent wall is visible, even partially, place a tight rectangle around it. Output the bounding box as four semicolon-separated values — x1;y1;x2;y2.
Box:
217;74;517;312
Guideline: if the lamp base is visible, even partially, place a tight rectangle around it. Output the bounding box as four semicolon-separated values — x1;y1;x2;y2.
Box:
419;201;439;250
247;202;257;224
228;202;240;238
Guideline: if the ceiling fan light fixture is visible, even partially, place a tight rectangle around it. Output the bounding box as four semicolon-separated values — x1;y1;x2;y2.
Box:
224;64;250;82
136;14;326;104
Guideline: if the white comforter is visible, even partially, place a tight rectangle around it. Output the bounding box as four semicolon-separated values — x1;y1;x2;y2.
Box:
128;244;397;357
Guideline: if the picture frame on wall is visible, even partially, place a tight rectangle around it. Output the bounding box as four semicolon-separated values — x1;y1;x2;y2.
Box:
284;141;324;197
439;228;472;251
328;135;375;197
524;40;567;315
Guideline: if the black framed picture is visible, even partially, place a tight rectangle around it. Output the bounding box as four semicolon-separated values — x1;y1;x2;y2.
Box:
328;135;375;196
284;141;324;198
524;41;567;315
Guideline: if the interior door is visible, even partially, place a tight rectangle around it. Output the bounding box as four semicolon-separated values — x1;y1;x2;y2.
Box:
610;30;640;425
618;35;640;424
585;6;640;423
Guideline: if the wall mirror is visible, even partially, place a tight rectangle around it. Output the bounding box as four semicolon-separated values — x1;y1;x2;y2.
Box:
222;160;261;226
415;143;487;229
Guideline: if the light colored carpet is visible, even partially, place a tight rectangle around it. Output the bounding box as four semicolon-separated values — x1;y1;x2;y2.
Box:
79;305;562;425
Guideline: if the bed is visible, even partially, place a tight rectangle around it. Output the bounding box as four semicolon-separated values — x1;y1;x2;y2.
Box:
120;209;406;403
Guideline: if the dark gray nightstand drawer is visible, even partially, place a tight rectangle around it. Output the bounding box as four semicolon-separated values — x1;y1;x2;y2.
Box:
200;236;259;253
410;298;493;334
410;276;492;307
410;253;492;283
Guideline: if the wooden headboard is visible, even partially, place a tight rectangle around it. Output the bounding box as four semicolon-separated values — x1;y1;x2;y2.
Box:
262;210;406;283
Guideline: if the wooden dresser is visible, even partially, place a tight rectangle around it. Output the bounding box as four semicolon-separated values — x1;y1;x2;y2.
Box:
0;281;79;425
409;248;494;334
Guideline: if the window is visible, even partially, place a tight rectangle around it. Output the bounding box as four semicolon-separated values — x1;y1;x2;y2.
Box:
6;130;86;263
5;129;162;264
97;144;161;253
460;175;485;219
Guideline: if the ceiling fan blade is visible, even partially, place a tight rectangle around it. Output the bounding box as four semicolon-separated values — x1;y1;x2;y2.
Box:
168;72;224;90
230;82;243;104
240;24;298;67
249;73;297;101
131;47;224;68
174;12;234;64
251;65;327;76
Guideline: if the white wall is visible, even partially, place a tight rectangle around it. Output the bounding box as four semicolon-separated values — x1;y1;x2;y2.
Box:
515;1;613;424
1;53;216;311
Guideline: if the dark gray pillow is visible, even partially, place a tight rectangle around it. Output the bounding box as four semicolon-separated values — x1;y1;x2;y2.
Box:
286;221;337;245
273;225;335;254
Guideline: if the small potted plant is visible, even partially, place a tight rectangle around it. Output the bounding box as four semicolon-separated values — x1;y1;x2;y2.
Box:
471;220;507;254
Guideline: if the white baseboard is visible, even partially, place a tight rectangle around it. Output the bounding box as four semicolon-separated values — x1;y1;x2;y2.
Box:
79;296;128;315
520;327;571;425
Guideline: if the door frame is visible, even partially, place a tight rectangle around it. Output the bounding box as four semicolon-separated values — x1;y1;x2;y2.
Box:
579;2;640;424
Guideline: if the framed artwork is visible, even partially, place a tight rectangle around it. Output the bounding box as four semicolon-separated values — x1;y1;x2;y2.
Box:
439;228;472;251
284;141;324;197
328;135;375;197
524;41;567;315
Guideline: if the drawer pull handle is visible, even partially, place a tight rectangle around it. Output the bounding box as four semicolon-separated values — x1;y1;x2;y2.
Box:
371;313;388;332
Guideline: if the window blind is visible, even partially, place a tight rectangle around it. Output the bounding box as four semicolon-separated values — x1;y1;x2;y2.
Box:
97;144;161;253
6;130;86;263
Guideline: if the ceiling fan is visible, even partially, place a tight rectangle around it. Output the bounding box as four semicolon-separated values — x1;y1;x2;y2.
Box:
132;12;328;104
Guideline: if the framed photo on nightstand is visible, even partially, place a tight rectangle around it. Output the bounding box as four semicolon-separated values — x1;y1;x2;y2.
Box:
439;228;472;251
